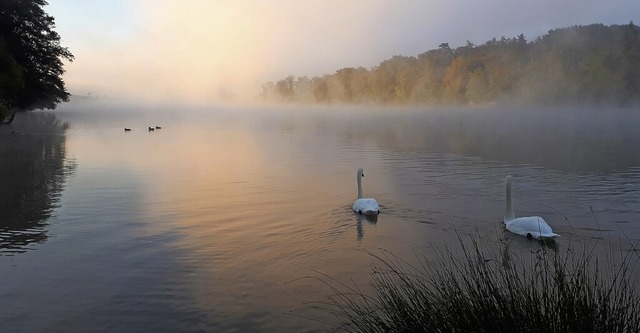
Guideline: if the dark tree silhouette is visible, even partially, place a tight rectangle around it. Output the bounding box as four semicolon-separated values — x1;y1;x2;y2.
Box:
0;0;73;115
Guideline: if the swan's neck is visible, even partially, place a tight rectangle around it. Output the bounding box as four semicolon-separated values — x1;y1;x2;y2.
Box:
357;173;364;199
505;178;515;221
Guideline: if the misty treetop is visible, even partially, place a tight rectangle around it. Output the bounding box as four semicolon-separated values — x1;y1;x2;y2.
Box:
260;23;640;106
0;0;73;116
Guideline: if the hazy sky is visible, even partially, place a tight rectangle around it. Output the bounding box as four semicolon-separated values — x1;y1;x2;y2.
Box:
47;0;639;104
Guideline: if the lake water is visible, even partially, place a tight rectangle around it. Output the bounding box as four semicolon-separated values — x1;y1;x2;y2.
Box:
1;102;640;332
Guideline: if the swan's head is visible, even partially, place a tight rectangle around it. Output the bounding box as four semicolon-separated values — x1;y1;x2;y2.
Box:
357;168;364;178
506;175;514;184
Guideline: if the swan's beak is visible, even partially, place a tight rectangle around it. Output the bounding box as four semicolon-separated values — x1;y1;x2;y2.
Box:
362;173;365;177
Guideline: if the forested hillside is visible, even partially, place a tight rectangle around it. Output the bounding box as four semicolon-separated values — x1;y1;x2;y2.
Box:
260;23;640;106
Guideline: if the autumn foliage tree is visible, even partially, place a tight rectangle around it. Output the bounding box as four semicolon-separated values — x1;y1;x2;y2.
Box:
261;23;640;107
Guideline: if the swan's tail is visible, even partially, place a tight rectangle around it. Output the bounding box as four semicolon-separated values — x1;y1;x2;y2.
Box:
535;232;560;240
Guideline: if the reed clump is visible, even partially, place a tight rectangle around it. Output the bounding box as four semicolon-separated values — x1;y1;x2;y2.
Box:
314;236;640;333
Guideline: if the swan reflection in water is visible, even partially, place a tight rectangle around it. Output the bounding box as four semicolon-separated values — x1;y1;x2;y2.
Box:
355;212;378;240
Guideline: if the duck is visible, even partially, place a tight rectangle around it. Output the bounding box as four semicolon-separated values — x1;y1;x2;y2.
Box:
148;127;155;131
504;175;558;240
124;128;132;132
352;168;380;216
155;126;162;129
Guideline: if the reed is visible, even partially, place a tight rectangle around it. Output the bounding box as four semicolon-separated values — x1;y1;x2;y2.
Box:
310;235;640;333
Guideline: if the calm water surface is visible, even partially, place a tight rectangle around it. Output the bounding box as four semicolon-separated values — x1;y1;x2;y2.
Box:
1;103;640;332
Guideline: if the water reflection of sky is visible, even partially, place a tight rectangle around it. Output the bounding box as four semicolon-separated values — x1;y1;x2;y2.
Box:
1;104;639;332
56;103;640;256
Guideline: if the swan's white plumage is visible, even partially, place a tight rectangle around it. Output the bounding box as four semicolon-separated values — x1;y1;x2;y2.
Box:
505;216;558;239
353;198;379;215
504;175;558;239
353;168;379;215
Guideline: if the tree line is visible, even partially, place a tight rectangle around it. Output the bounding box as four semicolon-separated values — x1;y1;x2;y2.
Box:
1;0;72;121
260;23;640;106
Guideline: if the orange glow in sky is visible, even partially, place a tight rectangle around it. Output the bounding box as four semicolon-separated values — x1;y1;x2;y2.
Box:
47;0;639;104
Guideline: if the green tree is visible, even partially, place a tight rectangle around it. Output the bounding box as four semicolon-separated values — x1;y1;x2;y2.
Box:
0;37;24;117
620;22;640;103
0;0;73;112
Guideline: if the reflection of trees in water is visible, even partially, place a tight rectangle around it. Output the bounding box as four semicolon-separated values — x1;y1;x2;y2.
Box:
276;108;640;173
0;112;74;254
373;109;640;173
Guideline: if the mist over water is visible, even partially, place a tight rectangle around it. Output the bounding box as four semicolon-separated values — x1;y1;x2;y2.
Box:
1;102;639;331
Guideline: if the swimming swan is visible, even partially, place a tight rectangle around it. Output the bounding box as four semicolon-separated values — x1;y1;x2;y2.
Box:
504;175;558;240
352;168;380;216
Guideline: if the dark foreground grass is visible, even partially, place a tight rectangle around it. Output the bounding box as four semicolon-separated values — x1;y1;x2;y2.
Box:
303;235;640;333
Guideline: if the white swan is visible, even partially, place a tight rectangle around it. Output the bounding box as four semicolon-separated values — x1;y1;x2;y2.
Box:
504;175;558;240
352;168;380;216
